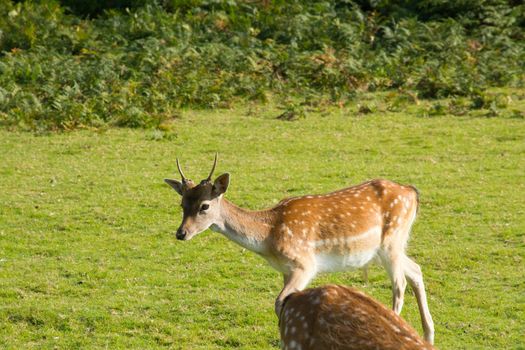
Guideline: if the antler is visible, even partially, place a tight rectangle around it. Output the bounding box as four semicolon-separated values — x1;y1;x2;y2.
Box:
205;153;218;182
176;158;188;183
176;158;195;190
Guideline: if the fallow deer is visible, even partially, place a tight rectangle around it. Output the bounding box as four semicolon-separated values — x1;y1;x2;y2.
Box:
164;155;434;343
279;284;435;350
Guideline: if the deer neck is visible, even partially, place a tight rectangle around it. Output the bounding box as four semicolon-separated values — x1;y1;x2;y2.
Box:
210;198;274;254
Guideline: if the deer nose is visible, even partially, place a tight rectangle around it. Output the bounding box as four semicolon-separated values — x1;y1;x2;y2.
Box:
176;228;187;240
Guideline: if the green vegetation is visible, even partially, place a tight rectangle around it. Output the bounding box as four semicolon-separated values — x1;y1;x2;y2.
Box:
1;100;524;349
1;1;524;348
1;0;524;130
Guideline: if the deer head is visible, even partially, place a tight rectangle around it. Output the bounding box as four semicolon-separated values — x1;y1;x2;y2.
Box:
164;154;230;240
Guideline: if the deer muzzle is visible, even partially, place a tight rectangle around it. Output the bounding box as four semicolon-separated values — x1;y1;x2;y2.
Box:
176;227;187;240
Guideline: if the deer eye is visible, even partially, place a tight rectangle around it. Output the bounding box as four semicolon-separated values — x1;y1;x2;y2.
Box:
200;203;210;212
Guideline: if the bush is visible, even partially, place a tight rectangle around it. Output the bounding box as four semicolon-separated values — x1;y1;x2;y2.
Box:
0;0;524;130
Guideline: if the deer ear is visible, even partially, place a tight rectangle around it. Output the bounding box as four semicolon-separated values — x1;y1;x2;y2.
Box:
164;179;184;196
212;173;230;196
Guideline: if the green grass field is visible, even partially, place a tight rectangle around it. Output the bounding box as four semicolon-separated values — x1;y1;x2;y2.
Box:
1;95;524;349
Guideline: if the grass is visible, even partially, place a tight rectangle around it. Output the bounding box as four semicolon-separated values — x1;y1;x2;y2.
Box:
0;93;524;349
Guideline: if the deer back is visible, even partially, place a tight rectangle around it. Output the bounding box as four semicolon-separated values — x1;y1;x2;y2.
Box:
279;285;435;350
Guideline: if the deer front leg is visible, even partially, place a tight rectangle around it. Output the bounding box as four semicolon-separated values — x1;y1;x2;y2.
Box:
275;267;315;316
362;265;369;284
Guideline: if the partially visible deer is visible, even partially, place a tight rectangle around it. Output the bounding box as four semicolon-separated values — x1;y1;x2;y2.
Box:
164;155;434;343
279;284;435;350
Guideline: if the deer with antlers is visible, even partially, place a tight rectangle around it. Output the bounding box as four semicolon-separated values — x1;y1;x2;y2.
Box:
164;155;434;343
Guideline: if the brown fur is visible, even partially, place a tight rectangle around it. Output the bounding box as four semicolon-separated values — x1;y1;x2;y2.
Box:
267;179;419;257
280;285;435;350
166;172;434;343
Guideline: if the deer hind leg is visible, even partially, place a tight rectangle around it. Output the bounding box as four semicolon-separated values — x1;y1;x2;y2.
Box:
403;255;435;344
380;252;407;315
275;267;315;316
